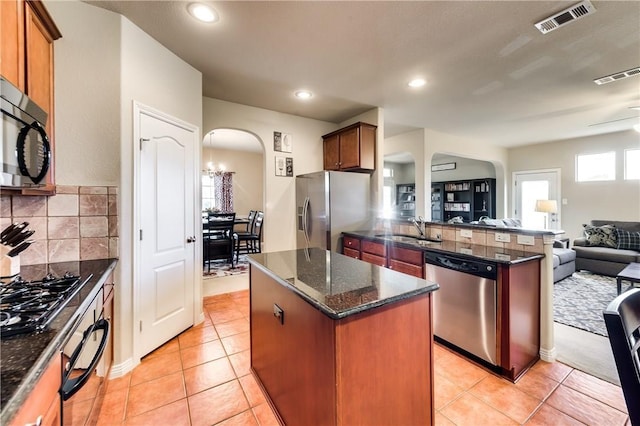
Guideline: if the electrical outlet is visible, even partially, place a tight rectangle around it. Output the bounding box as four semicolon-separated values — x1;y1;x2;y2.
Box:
460;229;473;238
517;235;535;246
460;248;473;255
495;233;510;243
495;253;511;261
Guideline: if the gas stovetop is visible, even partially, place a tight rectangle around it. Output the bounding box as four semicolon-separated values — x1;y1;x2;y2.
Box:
0;273;81;337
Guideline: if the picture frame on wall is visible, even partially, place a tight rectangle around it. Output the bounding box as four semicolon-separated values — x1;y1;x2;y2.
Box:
275;156;294;177
286;157;293;176
274;131;292;153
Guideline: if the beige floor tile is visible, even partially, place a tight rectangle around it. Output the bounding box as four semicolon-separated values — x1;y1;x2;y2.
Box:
546;384;628;426
126;372;185;418
180;339;227;369
124;398;190;426
562;368;628;413
470;374;542;424
440;393;519;425
183;357;237;396
130;350;182;386
188;380;250;426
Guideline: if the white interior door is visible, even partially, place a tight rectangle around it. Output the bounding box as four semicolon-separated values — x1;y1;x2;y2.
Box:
514;170;560;229
137;106;196;357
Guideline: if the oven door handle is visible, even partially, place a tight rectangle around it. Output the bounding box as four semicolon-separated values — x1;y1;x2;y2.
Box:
60;318;110;401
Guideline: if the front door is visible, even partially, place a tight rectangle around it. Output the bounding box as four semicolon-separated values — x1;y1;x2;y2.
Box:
137;104;197;357
514;170;560;229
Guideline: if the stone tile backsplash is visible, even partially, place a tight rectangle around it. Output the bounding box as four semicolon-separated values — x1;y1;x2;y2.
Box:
0;186;119;265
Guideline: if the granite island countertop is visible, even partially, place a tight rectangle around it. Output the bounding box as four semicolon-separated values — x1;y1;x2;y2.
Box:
343;230;544;264
0;258;118;426
248;248;439;319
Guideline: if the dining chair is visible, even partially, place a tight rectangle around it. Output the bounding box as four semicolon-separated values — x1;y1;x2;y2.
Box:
204;212;237;270
603;287;640;425
235;211;264;257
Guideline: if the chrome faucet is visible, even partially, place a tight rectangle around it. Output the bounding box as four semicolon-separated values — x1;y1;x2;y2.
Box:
411;216;425;238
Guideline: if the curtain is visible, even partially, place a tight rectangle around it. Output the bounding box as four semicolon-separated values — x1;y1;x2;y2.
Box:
214;172;234;213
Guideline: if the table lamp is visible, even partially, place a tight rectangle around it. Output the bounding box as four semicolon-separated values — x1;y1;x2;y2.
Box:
535;199;558;229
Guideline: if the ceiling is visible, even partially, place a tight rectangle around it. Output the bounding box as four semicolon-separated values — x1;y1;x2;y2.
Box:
85;1;640;148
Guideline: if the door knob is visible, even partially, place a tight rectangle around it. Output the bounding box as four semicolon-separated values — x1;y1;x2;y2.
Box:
187;236;196;243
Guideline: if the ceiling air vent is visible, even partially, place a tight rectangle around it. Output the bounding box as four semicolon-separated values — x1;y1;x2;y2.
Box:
594;67;640;85
534;0;596;34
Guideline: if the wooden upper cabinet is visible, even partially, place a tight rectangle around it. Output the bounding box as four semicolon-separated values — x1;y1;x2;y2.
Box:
322;122;376;172
1;0;61;194
1;0;25;89
323;134;340;171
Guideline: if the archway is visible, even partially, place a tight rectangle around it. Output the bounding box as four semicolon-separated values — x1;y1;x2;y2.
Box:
202;128;265;216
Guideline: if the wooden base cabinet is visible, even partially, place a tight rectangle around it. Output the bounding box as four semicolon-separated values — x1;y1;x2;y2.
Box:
498;260;541;381
250;266;434;426
388;244;424;278
9;356;60;426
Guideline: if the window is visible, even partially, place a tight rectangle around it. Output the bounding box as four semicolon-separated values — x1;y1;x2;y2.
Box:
625;149;640;180
576;152;615;182
202;174;216;211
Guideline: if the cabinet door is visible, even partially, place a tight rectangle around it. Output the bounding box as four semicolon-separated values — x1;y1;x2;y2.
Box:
9;355;61;426
338;126;360;169
388;245;424;278
0;0;25;89
323;134;340;170
343;247;360;259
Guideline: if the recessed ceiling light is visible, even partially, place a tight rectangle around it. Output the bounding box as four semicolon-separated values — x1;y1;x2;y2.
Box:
188;3;218;23
295;90;313;99
630;106;640;111
408;78;426;88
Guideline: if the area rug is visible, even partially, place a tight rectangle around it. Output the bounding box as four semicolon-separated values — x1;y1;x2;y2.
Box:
553;271;618;337
203;255;249;278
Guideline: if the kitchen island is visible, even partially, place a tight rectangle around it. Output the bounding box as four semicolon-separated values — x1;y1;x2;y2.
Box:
248;248;439;426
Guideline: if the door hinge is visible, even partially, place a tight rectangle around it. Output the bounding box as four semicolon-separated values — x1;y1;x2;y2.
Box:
140;137;149;150
139;320;143;332
139;229;143;240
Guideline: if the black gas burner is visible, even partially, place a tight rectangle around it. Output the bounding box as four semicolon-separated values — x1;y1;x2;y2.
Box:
0;273;81;337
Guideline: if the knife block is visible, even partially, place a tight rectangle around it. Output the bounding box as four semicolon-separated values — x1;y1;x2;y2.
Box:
0;245;20;278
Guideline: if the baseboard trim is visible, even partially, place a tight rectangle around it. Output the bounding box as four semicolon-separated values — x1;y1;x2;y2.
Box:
109;357;136;379
539;346;557;362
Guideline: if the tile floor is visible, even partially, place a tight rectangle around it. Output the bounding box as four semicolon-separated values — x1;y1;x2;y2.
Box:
78;290;630;425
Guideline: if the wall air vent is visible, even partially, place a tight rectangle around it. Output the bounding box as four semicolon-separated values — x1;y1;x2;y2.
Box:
534;0;596;34
594;67;640;85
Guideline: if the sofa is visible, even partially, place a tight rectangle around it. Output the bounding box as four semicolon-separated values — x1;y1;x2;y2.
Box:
553;242;576;282
573;220;640;277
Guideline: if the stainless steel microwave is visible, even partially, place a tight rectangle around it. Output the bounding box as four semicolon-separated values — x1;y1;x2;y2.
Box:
1;76;51;188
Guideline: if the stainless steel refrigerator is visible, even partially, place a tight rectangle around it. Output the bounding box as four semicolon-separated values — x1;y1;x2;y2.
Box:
296;171;371;252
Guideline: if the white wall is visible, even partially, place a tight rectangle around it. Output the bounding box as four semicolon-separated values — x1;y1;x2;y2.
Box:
508;130;640;242
203;147;264;215
430;156;496;182
384;129;426;216
385;128;507;219
203;97;337;252
46;0;203;373
47;1;120;185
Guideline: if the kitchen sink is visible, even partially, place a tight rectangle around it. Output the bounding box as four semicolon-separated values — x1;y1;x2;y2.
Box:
374;234;440;245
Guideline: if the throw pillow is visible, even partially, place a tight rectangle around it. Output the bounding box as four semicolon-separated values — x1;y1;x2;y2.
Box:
582;224;618;248
616;228;640;251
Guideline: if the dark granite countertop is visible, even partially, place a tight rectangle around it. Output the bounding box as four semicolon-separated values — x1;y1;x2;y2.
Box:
248;248;439;319
0;258;118;426
343;231;544;264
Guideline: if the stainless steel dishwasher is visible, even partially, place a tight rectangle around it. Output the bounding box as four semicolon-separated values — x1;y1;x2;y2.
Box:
425;251;498;366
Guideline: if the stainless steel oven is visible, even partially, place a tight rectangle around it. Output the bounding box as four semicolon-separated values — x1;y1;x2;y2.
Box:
59;282;111;425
